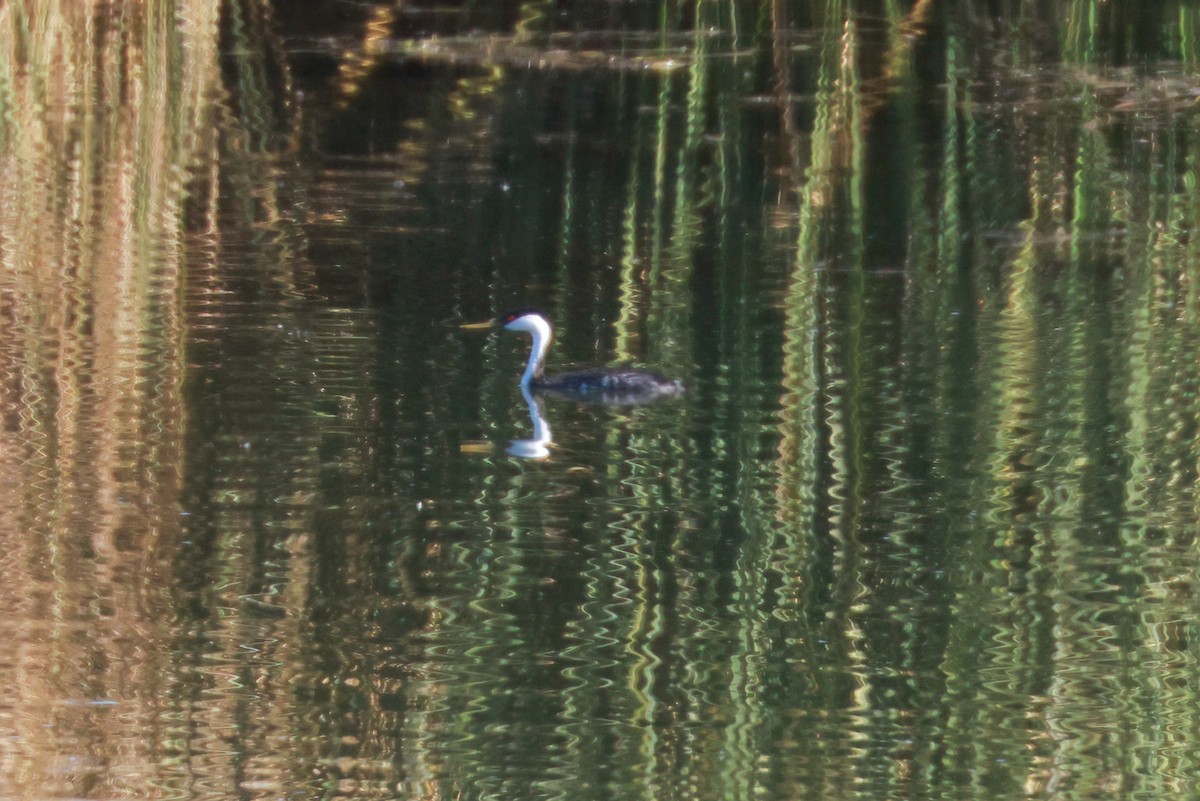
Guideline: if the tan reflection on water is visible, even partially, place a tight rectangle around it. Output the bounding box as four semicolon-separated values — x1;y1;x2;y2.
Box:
0;1;218;796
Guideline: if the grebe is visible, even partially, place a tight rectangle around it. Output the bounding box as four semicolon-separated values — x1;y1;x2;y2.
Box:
500;309;684;405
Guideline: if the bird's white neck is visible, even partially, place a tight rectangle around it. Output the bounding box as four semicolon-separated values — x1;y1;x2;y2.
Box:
512;314;552;386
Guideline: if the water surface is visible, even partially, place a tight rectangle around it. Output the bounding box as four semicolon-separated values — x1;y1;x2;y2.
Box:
4;1;1200;799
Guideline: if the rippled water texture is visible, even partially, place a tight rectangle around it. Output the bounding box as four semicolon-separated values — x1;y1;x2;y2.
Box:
5;1;1200;799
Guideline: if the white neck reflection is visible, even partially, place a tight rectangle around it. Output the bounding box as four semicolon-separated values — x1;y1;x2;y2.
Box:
506;384;553;459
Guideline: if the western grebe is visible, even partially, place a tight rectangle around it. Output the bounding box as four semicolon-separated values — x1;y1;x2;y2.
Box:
500;309;684;404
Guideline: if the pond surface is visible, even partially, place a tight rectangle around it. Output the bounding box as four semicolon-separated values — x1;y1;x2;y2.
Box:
5;1;1200;798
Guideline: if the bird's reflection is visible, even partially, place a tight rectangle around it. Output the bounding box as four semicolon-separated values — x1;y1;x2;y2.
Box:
504;370;688;459
506;384;553;459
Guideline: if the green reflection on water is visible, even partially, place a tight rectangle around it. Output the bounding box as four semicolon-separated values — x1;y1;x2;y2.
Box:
8;1;1200;800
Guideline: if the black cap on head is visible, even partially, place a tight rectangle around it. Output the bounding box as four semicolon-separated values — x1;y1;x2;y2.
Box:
499;308;545;325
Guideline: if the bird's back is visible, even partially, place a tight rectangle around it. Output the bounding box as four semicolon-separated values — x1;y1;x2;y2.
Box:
534;367;684;405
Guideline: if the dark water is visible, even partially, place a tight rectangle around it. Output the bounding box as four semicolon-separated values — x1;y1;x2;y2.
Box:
6;1;1200;798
